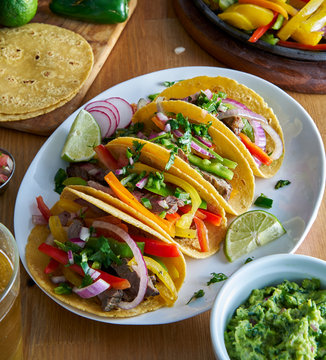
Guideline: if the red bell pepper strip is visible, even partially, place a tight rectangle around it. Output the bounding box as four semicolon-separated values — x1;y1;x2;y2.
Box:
36;196;52;222
179;205;222;226
277;40;326;50
165;212;181;225
44;258;60;274
131;235;181;257
249;12;279;43
193;217;209;252
239;133;272;166
94;144;119;171
38;243;130;289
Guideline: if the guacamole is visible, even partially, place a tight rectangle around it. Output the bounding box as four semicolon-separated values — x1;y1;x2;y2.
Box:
224;279;326;359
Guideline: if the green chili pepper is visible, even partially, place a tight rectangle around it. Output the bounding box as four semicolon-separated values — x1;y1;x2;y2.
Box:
49;0;130;24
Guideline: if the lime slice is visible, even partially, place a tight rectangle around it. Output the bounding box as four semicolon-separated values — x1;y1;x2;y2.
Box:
225;210;286;262
61;110;101;162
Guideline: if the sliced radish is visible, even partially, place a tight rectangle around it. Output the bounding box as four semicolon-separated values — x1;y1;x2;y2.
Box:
88;106;117;137
87;110;111;139
85;100;114;112
103;101;120;125
105;97;133;129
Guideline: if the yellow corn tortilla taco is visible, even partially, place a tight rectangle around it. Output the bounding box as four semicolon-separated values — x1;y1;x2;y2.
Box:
72;148;228;259
153;76;285;178
26;187;186;318
130;100;255;216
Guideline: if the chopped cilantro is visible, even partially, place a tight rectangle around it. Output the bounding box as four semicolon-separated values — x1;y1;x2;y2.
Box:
54;168;68;194
187;289;205;304
207;272;228;285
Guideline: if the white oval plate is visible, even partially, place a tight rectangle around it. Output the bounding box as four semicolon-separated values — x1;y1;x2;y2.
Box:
14;66;325;325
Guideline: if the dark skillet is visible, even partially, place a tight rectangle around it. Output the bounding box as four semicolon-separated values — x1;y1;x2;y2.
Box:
193;0;326;62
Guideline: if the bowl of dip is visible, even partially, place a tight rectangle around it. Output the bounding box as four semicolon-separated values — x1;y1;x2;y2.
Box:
210;253;326;359
0;148;15;195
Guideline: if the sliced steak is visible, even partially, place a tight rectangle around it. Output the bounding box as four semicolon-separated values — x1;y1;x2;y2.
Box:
98;288;124;311
199;169;232;201
132;190;184;215
57;211;71;227
67;219;83;240
112;259;159;302
66;162;108;184
177;148;189;163
87;180;115;196
221;116;244;135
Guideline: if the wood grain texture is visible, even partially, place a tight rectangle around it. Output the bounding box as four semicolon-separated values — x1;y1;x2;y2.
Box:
174;0;326;94
0;0;137;136
0;0;325;359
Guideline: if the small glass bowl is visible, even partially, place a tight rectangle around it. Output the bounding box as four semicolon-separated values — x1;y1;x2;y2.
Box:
0;148;15;195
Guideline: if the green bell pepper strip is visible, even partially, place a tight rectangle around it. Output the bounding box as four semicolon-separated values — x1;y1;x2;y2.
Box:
49;0;130;24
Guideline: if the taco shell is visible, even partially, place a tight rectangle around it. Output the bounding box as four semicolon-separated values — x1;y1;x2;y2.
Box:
131;100;255;215
26;187;186;318
154;76;285;178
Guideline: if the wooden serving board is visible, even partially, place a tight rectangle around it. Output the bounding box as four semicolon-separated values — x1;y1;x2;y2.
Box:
174;0;326;94
0;0;137;136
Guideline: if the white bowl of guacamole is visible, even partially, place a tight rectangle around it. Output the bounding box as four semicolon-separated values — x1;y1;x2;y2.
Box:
210;254;326;360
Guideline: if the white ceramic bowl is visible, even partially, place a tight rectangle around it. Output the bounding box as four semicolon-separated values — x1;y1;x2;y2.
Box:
210;253;326;359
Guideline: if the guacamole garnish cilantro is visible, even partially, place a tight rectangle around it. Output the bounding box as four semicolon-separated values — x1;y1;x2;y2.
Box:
224;279;326;359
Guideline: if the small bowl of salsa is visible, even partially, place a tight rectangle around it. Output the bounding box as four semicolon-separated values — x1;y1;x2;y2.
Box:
0;149;15;195
210;254;326;359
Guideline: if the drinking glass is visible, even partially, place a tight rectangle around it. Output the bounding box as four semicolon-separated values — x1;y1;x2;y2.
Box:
0;223;23;360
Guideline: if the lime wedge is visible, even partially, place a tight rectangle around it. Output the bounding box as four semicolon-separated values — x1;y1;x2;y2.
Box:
61;110;101;162
225;210;286;262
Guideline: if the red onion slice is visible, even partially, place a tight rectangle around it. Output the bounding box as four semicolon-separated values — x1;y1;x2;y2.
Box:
79;227;90;241
92;221;148;310
156;111;169;123
73;278;110;299
203;89;213;99
67;250;74;264
195;135;213;148
218;108;268;124
70;238;86;248
173;130;214;158
258;121;283;160
135;175;148;189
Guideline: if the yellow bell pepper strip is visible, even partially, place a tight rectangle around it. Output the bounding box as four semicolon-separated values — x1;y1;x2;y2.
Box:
239;133;273;166
238;0;289;19
175;226;197;238
291;3;326;45
104;172;175;237
277;40;326;50
249;11;279;42
219;11;255;30
48;215;68;243
219;4;274;30
131;163;202;230
270;0;298;17
300;2;326;32
51;198;83;215
129;256;178;303
277;0;324;40
193;217;209;252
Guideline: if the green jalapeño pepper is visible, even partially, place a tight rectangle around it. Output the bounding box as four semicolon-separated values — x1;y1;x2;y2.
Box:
49;0;130;24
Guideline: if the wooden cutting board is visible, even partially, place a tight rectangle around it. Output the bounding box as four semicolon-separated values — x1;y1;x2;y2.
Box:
0;0;137;136
174;0;326;94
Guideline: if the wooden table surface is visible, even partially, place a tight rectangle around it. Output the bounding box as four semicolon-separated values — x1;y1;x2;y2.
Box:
0;0;325;359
